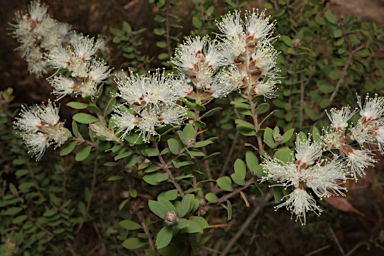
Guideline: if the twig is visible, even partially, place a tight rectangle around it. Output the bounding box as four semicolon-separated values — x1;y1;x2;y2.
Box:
65;240;77;256
220;130;239;177
346;241;365;256
76;149;99;233
329;225;345;256
317;46;363;123
216;177;256;205
221;192;273;256
158;153;185;197
248;97;264;156
304;245;331;256
165;0;172;58
137;210;157;255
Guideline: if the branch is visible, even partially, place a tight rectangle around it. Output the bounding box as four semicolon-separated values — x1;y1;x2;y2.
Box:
216;177;256;205
221;192;273;256
137;210;157;255
158;154;185;197
76;149;99;233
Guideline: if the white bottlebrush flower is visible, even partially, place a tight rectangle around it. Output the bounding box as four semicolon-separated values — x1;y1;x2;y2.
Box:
137;108;161;143
251;40;279;76
275;187;322;225
47;45;71;69
48;75;77;100
28;0;48;22
321;127;343;151
261;156;301;188
14;101;69;160
172;36;224;90
216;11;244;39
115;70;183;110
251;78;279;98
326;107;356;132
357;95;384;123
245;9;275;42
350;121;375;146
70;34;101;61
111;107;138;140
157;104;187;126
211;65;245;98
304;159;347;198
11;1;71;77
346;148;376;180
295;137;323;167
88;59;111;83
22;132;49;160
374;125;384;153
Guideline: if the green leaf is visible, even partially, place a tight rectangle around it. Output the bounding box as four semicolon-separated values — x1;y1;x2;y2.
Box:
312;126;321;142
194;140;213;148
2;207;23;216
200;107;222;119
333;29;343;38
72;120;83;140
158;198;176;212
158;189;178;201
217;176;233;191
67;102;88;109
13;215;27;224
233;158;246;180
183;124;195;139
178;194;194;218
280;128;295;144
192;16;202;29
281;35;292;47
227;200;232;220
324;10;338;24
108;176;123;181
168;138;182;155
73;113;99;124
114;151;133;160
143;173;160;185
177;219;189;229
122;238;147;250
252;165;264;178
231;173;245;186
273;147;293;163
245;151;259;174
104;97;116;117
273;187;284;203
304;106;320;121
189;216;209;229
156;172;169;182
148;200;169;218
182;220;202;234
119;220;142;230
143;147;160;157
263;127;276;148
156;226;173;249
59;141;77;156
75;146;92;161
205;192;218;203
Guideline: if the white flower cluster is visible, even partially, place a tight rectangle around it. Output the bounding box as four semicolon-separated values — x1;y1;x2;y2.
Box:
13;101;68;160
172;10;279;101
262;95;384;224
10;1;71;76
47;34;111;99
261;138;346;224
11;1;111;99
111;71;191;142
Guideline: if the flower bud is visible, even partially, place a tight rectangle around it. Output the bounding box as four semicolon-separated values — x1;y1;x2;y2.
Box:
163;211;178;226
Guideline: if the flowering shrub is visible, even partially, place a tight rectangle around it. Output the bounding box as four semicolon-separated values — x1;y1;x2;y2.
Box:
2;0;384;255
